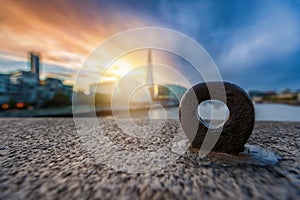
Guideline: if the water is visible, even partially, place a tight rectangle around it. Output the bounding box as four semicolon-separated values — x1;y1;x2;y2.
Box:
146;103;300;122
255;103;300;121
185;144;281;167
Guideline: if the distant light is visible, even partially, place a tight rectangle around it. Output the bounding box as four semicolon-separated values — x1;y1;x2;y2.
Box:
16;102;25;109
1;103;9;110
27;105;34;110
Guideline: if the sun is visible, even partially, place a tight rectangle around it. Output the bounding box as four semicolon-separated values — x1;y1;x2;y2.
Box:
103;60;133;82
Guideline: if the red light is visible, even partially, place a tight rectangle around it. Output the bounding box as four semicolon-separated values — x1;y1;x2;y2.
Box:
16;102;25;108
1;103;9;110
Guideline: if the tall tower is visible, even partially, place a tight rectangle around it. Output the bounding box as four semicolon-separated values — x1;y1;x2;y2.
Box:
146;49;155;101
30;52;40;81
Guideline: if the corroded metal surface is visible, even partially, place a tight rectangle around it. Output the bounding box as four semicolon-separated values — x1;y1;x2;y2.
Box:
179;82;255;154
0;118;299;199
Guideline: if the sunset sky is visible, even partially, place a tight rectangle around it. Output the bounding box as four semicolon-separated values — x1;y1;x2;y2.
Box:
0;0;300;91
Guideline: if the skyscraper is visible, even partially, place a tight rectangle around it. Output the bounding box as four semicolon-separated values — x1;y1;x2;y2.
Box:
30;52;40;81
146;49;155;101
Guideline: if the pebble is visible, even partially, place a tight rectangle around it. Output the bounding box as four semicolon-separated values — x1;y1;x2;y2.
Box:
179;82;255;154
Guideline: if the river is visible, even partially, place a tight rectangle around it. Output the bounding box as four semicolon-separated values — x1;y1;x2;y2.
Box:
145;103;300;122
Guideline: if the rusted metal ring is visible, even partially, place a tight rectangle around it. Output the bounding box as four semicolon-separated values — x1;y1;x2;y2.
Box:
179;82;255;154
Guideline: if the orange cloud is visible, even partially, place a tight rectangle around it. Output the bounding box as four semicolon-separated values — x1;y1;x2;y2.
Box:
0;0;156;80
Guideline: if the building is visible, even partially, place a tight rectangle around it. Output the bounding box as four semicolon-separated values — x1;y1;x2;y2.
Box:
90;82;120;106
0;52;73;108
90;82;118;96
0;74;10;93
40;78;73;102
0;74;11;104
146;49;155;101
29;52;40;81
0;72;72;106
89;48;188;107
40;78;64;100
156;84;187;102
7;70;39;103
63;85;73;102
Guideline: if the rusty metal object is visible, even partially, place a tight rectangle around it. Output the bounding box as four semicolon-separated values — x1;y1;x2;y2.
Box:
179;82;255;154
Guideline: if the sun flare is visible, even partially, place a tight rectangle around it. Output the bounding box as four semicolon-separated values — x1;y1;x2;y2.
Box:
102;60;135;83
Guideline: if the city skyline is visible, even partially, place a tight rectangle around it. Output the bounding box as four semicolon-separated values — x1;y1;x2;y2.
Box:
0;0;300;90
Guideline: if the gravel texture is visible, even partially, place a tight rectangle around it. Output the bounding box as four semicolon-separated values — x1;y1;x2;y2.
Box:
0;118;299;200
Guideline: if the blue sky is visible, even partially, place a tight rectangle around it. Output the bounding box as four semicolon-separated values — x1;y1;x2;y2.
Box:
0;0;299;90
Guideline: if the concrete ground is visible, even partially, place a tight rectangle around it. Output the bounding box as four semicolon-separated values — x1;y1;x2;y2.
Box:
0;118;299;199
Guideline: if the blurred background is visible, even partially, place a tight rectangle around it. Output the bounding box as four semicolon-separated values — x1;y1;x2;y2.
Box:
0;0;300;121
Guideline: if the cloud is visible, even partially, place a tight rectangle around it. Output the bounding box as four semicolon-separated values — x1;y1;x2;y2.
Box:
219;1;300;69
0;0;300;90
0;0;156;83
